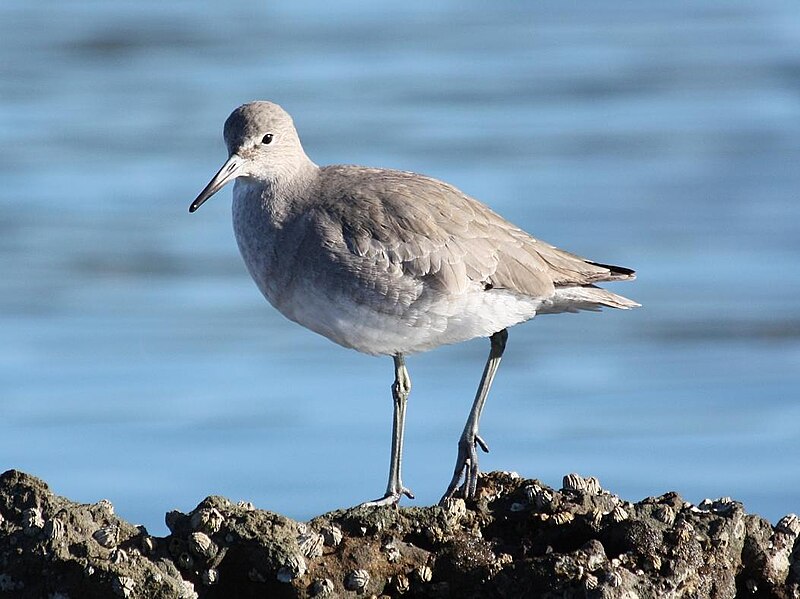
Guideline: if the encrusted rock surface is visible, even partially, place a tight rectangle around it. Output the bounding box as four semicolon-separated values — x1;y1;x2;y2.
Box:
1;469;798;598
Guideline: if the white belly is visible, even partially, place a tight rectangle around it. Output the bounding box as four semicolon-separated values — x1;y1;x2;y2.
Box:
274;279;542;356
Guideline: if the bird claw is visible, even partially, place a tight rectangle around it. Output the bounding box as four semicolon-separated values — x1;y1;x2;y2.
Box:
439;433;487;504
360;487;414;507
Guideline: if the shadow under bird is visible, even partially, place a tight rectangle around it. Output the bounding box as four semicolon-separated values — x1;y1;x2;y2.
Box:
190;101;639;506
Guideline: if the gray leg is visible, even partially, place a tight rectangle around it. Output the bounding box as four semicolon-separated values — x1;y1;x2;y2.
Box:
440;329;508;503
361;354;414;506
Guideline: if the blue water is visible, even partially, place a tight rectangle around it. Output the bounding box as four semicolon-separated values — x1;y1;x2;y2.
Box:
1;1;799;536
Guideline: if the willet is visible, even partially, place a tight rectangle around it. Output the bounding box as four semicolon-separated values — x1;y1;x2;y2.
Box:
189;101;639;506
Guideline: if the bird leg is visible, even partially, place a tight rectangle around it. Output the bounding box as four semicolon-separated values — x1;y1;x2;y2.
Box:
361;354;415;507
440;329;508;504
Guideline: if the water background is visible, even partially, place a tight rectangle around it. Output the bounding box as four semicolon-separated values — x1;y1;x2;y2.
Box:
1;1;799;535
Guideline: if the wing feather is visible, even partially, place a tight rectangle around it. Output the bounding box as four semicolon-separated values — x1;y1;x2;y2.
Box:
308;166;634;306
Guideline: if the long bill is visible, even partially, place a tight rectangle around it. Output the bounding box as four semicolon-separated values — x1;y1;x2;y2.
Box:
189;154;243;213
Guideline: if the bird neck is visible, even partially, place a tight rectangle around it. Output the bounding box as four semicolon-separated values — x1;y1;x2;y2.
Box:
266;153;318;199
235;155;319;227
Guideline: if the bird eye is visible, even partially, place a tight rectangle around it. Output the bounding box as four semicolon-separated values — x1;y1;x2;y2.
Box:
261;133;273;145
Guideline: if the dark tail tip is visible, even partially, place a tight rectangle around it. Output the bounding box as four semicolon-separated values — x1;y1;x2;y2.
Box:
588;261;637;280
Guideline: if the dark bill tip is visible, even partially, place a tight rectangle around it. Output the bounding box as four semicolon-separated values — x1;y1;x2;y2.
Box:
189;155;243;214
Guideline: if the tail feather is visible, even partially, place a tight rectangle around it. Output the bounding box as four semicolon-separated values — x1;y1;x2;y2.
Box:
587;261;637;281
538;284;641;315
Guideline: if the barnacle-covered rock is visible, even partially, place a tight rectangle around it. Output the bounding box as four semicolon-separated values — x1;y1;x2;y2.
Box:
525;483;554;509
277;553;307;583
319;523;343;547
610;505;629;523
44;517;65;542
562;472;589;492
297;531;324;559
22;507;44;536
188;531;217;560
93;524;119;548
190;507;224;535
343;568;370;591
1;468;799;599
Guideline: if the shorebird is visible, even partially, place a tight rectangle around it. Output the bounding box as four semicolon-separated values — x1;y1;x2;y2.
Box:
189;101;638;506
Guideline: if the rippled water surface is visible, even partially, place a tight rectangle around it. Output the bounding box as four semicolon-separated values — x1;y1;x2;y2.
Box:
1;1;799;534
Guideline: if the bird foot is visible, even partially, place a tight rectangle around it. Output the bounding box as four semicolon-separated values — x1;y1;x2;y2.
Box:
439;433;489;504
360;487;414;507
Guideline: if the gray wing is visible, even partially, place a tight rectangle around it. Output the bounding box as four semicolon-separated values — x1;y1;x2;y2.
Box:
300;166;633;309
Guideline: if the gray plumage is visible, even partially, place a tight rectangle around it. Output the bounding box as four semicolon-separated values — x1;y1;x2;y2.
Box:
190;101;639;505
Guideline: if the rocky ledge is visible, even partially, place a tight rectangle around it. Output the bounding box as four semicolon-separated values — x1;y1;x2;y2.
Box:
0;470;798;598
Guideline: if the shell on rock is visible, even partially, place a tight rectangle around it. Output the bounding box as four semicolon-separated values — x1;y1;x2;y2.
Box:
320;524;343;547
394;573;410;594
189;532;217;560
111;548;129;565
381;541;401;563
344;569;370;591
237;500;255;511
93;524;119;548
610;506;629;523
22;507;44;536
202;568;219;586
776;513;800;537
95;499;115;518
190;507;224;535
605;569;622;588
654;505;676;525
553;511;574;525
298;531;325;559
710;497;736;514
584;573;599;590
416;565;433;582
561;472;603;495
585;548;607;571
141;535;157;555
276;553;307;583
562;473;589;492
44;518;65;542
311;578;335;597
525;484;554;509
562;473;602;494
590;508;604;529
585;477;602;494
